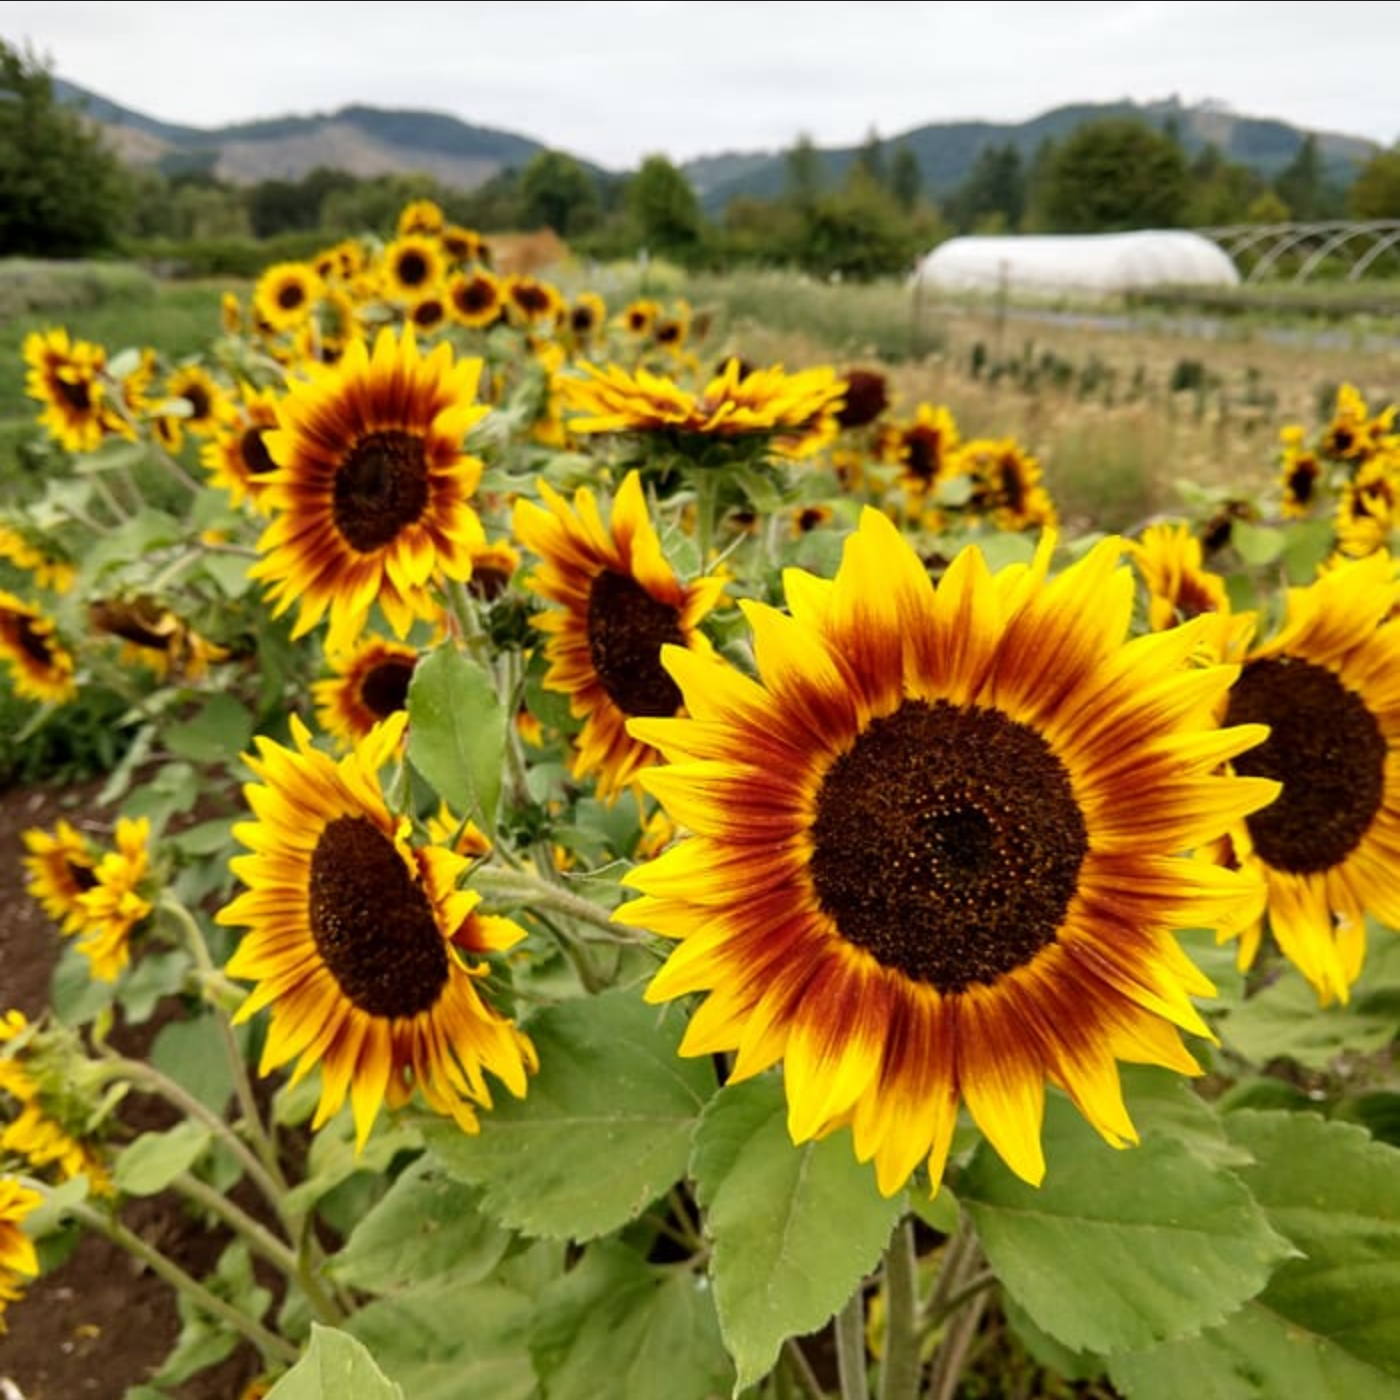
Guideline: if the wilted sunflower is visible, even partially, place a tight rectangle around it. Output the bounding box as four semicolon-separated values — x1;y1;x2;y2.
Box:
22;327;122;453
248;326;490;651
22;820;97;935
313;636;421;751
69;816;153;982
0;1177;41;1332
1216;549;1400;1005
557;357;846;455
618;508;1276;1196
0;592;77;706
512;470;728;802
89;594;229;682
217;712;538;1148
252;262;325;336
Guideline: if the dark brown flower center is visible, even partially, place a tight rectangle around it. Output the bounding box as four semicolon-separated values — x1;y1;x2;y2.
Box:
277;280;307;312
411;298;446;331
181;383;211;421
1225;656;1385;873
15;615;58;668
586;570;685;718
68;860;99;892
308;815;449;1018
333;430;431;552
809;699;1088;993
359;657;416;718
395;251;432;288
240;426;278;476
903;425;946;485
56;375;93;413
454;278;498;317
835;370;889;429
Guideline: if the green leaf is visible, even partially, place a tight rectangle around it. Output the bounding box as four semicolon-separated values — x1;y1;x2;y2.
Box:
424;988;715;1241
113;1121;213;1196
1231;521;1287;566
407;644;507;835
162;693;255;764
345;1278;536;1400
327;1155;512;1292
689;1074;906;1393
150;1012;234;1118
530;1241;733;1400
959;1091;1295;1355
1110;1112;1400;1398
265;1324;405;1400
1218;937;1400;1071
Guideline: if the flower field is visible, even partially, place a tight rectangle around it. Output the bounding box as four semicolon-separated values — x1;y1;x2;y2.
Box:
2;201;1399;1399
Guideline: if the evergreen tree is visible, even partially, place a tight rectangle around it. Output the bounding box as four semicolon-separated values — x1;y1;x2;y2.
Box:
1036;118;1190;231
0;39;133;256
519;150;602;237
890;145;923;213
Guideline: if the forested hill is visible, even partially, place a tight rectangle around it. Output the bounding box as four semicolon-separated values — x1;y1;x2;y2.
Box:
55;78;1378;210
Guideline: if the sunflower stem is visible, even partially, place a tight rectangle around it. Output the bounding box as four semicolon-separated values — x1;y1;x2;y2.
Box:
878;1215;924;1400
689;465;720;573
472;866;649;943
780;1338;828;1400
834;1281;870;1400
156;895;293;1196
925;1216;994;1400
60;1196;301;1366
171;1169;302;1282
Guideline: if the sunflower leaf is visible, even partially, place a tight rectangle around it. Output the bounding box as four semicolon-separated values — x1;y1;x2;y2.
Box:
326;1155;512;1292
689;1074;906;1394
407;644;507;836
529;1240;734;1400
264;1323;405;1400
421;988;715;1241
959;1090;1296;1355
112;1121;213;1196
1108;1111;1400;1398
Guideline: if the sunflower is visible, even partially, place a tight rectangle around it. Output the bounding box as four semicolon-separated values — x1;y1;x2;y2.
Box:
465;537;522;602
620;298;661;337
1333;458;1400;560
164;364;232;438
407;291;449;336
69;816;153;982
617;508;1276;1196
1124;521;1252;662
565;292;608;352
201;385;282;509
1277;424;1325;519
1318;382;1396;465
397;199;447;237
512;470;728;802
834;368;891;430
0;1178;41;1332
248;326;490;651
252;262;325;336
0;521;75;595
88;594;229;682
956;438;1059;533
557;357;846;452
313;636;421;751
447;269;504;329
1215;549;1400;1005
22;820;98;935
0;592;77;706
217;712;538;1148
22;327;122;452
440;223;487;267
878;402;961;498
381;234;445;301
502;274;565;330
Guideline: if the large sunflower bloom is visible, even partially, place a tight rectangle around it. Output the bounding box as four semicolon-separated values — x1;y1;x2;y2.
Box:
1217;549;1400;1004
248;327;490;651
0;591;77;706
0;1178;41;1332
617;508;1277;1196
512;470;728;802
217;713;538;1148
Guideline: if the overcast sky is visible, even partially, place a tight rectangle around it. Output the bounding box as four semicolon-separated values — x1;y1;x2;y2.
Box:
7;1;1400;171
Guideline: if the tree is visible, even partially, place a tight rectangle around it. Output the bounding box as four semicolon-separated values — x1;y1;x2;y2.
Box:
1274;134;1327;220
625;154;705;261
952;143;1026;232
784;132;825;211
519;150;601;237
0;39;133;256
853;127;886;188
890;145;923;213
1185;144;1267;226
1347;145;1400;219
1035;118;1190;232
796;169;924;281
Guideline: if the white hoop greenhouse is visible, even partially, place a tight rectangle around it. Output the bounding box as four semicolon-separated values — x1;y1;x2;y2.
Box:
912;230;1241;296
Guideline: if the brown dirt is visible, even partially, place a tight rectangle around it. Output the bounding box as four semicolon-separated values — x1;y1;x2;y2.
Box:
0;777;263;1400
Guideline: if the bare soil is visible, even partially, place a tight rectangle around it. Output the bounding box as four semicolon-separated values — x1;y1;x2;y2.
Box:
0;777;262;1400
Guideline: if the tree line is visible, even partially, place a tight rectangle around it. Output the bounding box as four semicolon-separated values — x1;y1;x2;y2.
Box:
7;38;1400;280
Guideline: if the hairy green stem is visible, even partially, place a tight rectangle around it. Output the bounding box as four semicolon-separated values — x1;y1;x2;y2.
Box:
925;1217;993;1400
835;1283;870;1400
64;1198;301;1365
878;1215;923;1400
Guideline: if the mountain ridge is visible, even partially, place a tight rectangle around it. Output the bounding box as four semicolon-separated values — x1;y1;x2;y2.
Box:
54;78;1379;211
